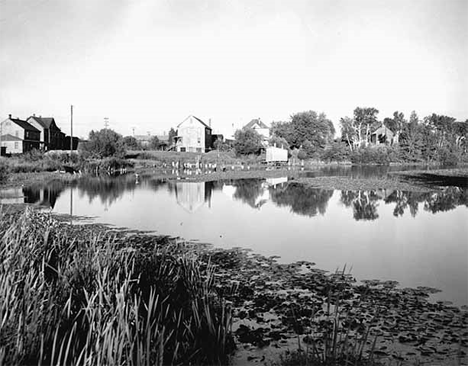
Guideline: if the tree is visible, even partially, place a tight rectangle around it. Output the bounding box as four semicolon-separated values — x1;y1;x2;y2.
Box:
234;128;263;155
399;111;423;161
82;129;125;158
271;111;335;155
353;107;379;146
383;111;406;144
168;128;177;145
268;135;290;150
340;116;357;151
148;136;160;150
123;136;140;150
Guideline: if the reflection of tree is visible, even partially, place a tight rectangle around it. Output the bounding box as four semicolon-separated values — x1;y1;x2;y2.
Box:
342;187;468;220
232;179;266;209
424;187;468;214
384;190;423;217
341;191;380;221
270;183;333;217
342;191;380;221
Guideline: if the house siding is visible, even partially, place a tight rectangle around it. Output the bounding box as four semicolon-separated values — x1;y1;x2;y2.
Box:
176;116;212;153
1;118;40;154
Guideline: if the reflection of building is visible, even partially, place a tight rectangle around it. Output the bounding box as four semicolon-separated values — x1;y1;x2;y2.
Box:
173;181;213;213
0;187;25;204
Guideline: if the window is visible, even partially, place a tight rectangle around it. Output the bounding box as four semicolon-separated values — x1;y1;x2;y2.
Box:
25;131;29;138
196;148;202;152
197;137;201;144
15;130;19;137
14;142;19;149
180;147;186;152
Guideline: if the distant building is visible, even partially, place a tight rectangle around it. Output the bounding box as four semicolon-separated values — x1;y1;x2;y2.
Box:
134;134;152;147
27;115;66;150
0;115;40;154
371;125;396;145
244;118;269;139
175;115;212;153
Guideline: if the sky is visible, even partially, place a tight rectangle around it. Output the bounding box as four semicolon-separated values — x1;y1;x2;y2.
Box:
1;0;467;139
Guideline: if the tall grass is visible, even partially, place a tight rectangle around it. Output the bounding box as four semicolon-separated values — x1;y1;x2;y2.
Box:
0;209;234;365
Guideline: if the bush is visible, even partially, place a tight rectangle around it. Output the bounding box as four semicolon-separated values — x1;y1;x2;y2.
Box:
438;147;459;166
234;128;263;155
351;146;400;165
321;142;351;162
0;161;7;182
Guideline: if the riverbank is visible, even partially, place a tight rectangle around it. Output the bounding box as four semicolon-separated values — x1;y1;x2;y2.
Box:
1;209;466;366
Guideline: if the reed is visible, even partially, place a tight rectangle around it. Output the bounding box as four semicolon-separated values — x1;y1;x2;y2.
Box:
0;209;234;366
279;267;380;366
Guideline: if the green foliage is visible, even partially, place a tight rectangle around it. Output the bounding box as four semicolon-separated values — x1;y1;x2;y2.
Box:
0;161;7;182
123;136;141;150
213;139;232;152
268;135;290;150
148;136;160;150
351;146;400;165
168;128;177;145
437;147;459;166
81;129;126;158
321;141;351;162
0;209;234;366
234;128;263;155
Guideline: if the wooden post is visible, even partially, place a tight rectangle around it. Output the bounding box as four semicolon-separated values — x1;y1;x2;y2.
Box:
70;105;73;155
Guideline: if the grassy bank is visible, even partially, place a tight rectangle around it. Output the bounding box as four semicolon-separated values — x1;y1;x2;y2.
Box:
0;209;234;366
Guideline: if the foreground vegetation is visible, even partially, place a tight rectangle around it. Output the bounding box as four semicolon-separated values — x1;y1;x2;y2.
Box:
1;208;467;366
0;209;234;366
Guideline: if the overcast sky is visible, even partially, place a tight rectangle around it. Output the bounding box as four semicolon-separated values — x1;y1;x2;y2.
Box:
1;0;467;138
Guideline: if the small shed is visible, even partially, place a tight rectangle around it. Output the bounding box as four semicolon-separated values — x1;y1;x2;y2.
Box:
266;146;288;162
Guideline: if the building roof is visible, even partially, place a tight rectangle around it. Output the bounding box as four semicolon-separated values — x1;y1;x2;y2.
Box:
245;119;269;129
177;115;212;130
371;125;394;138
0;134;22;142
28;116;56;129
6;118;40;132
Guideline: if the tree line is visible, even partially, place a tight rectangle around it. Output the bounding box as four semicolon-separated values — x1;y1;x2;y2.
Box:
234;107;467;165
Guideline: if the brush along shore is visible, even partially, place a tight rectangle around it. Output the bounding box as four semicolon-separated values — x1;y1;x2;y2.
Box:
1;209;466;366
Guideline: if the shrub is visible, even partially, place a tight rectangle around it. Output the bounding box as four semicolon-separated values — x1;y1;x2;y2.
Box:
438;147;459;166
234;128;263;155
321;142;351;162
0;161;7;182
351;146;400;165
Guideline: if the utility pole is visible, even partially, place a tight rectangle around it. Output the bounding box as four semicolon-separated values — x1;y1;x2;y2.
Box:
104;117;109;129
70;105;73;155
132;127;135;136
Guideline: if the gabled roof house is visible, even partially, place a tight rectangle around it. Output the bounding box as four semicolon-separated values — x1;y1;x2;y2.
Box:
244;118;269;139
0;115;41;154
175;115;213;153
27;115;65;150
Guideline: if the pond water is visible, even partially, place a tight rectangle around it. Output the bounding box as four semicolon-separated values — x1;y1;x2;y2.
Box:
1;166;467;306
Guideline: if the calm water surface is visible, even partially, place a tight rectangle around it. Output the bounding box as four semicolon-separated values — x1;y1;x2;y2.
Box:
2;166;467;306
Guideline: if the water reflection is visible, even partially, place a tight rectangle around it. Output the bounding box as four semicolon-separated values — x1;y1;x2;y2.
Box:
171;181;213;213
270;183;333;217
2;176;467;221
